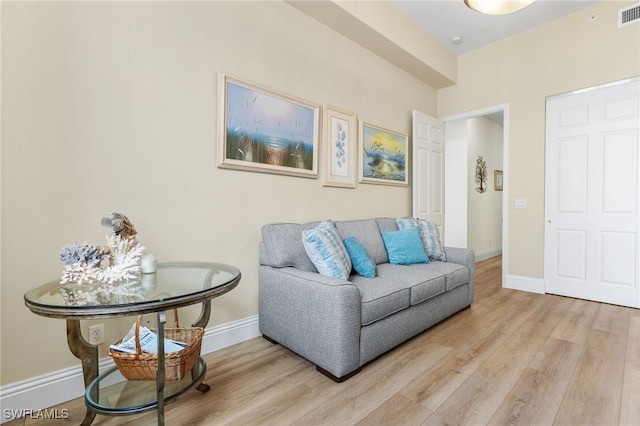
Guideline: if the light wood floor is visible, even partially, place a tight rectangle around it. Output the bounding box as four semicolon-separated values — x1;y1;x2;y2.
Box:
14;256;640;425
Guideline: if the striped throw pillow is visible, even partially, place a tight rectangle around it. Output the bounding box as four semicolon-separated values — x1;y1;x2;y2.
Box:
303;220;352;280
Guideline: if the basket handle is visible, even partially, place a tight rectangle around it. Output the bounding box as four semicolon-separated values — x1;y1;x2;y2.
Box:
133;308;180;356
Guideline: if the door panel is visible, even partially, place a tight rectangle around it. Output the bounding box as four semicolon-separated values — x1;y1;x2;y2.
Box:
545;78;640;308
603;130;637;212
412;110;445;237
557;136;588;213
431;151;444;215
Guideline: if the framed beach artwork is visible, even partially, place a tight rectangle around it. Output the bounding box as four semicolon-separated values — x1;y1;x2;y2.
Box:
218;73;319;178
359;121;408;186
323;104;357;188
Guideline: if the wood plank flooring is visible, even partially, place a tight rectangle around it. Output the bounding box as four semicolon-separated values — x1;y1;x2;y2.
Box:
13;256;640;425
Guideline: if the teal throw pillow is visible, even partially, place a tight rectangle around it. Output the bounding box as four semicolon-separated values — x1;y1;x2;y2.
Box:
343;237;376;278
397;217;447;262
302;220;352;280
381;227;429;265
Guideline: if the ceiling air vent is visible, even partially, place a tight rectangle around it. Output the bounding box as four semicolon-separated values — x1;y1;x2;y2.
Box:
618;2;640;28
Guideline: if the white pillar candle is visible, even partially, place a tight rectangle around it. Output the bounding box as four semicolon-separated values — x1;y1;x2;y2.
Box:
140;254;157;273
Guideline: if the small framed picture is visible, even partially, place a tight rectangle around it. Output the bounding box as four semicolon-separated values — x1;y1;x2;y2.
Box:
359;121;408;186
494;169;503;191
323;104;357;188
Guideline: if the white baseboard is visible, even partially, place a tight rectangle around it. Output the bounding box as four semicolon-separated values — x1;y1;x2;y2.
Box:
0;315;260;424
474;247;502;262
504;274;546;294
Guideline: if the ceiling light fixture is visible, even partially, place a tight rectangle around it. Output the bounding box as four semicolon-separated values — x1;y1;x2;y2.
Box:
464;0;535;15
451;35;464;45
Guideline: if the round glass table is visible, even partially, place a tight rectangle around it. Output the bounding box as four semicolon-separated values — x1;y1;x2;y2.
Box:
24;262;241;426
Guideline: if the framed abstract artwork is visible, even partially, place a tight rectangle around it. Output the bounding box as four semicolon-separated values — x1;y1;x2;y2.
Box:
359;121;408;186
218;73;319;178
323;104;357;188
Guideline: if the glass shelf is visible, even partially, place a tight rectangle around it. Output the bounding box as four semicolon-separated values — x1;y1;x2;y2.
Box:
85;357;206;415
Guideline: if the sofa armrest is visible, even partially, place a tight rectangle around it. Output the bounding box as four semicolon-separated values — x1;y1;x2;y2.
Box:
444;247;476;306
258;266;361;379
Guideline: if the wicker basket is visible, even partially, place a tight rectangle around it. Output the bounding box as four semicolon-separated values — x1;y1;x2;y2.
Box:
109;309;203;381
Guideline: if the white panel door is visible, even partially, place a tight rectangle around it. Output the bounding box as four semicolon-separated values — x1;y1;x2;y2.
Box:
412;110;445;238
545;78;640;308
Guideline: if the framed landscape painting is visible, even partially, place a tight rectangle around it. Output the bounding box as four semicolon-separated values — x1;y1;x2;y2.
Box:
323;104;357;188
218;73;319;178
359;121;408;186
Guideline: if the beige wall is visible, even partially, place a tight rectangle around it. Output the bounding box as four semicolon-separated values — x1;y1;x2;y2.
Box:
438;0;640;278
1;1;436;385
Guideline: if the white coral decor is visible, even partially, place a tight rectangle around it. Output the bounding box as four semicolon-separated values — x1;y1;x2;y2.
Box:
60;213;146;285
100;235;146;284
60;235;145;284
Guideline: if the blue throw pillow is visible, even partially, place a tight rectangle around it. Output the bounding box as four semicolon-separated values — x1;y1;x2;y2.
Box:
343;237;376;278
302;220;352;280
397;217;447;262
381;227;429;265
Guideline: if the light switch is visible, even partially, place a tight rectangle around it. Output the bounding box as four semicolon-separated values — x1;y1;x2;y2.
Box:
515;199;527;209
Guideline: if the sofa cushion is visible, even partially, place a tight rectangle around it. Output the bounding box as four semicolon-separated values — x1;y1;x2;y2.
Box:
302;220;352;280
350;273;411;326
381;227;429;265
379;263;447;305
336;219;388;265
350;261;459;325
397;218;447;262
426;260;470;290
261;222;320;272
343;237;376;278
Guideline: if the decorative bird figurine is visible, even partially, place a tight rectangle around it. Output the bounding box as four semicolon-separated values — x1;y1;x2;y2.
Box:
101;212;138;239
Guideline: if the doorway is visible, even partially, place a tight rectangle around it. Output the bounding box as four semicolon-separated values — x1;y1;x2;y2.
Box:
442;104;508;286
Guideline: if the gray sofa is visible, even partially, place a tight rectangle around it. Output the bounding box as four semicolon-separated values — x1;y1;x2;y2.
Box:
258;217;475;382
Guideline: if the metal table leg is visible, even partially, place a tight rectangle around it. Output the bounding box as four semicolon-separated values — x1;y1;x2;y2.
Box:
66;319;98;426
192;300;212;392
157;310;166;426
192;299;211;329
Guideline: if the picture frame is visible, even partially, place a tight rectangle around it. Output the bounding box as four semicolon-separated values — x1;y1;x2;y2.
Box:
218;73;320;178
359;121;408;186
494;169;503;191
323;104;357;188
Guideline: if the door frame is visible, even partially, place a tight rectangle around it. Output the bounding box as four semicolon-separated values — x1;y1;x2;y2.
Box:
442;103;509;289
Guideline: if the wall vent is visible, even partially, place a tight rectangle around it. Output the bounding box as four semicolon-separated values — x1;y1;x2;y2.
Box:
618;2;640;28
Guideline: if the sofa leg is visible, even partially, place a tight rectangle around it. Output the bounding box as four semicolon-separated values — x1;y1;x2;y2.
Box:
316;365;362;383
263;335;279;345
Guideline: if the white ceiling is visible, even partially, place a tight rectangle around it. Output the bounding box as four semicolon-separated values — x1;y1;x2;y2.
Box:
392;0;601;55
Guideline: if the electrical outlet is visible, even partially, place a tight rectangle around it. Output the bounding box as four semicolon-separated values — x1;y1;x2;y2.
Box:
89;324;105;345
143;314;156;328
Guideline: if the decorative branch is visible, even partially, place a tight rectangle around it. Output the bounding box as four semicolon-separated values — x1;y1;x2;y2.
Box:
475;156;487;193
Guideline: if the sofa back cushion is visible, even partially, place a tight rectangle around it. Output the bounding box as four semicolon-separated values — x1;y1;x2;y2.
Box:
261;218;402;271
375;217;399;233
335;219;389;265
261;222;319;272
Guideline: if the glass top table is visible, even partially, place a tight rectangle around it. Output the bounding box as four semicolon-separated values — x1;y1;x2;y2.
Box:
24;262;241;426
